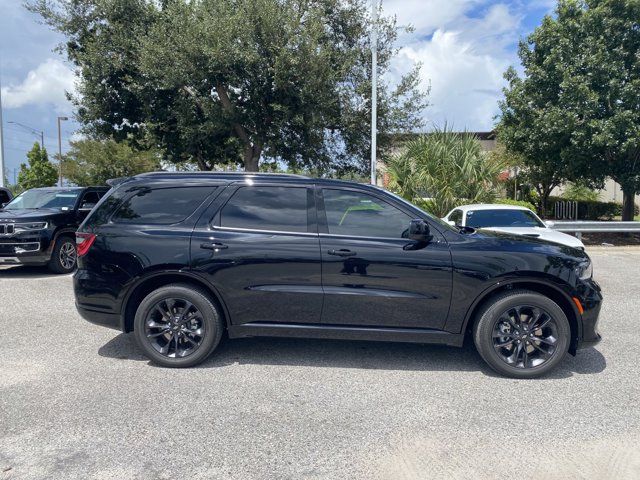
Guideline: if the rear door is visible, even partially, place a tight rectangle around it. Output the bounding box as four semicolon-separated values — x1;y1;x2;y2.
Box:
190;181;323;325
318;187;452;330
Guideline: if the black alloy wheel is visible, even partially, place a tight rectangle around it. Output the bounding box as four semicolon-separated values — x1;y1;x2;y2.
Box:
473;290;570;378
134;284;224;367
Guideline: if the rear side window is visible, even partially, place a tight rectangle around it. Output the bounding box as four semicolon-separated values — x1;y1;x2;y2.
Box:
112;187;216;225
220;186;308;233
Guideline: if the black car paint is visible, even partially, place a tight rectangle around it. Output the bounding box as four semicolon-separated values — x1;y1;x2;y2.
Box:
74;173;602;353
0;187;109;266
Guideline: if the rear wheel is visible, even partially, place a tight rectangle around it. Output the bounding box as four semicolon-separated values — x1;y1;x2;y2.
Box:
48;236;77;274
133;284;224;367
473;290;570;378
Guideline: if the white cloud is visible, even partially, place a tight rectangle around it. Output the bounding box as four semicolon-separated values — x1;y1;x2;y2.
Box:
383;1;523;131
1;58;76;111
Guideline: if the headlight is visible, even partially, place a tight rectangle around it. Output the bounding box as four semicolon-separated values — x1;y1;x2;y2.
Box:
14;222;48;232
576;260;593;280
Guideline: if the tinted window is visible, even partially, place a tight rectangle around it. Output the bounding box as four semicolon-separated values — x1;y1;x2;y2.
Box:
112;187;215;224
465;209;544;228
322;189;412;238
80;191;101;208
220;186;308;233
449;209;463;224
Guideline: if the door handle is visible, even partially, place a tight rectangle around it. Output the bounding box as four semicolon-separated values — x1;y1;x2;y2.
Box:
200;242;228;251
328;249;356;257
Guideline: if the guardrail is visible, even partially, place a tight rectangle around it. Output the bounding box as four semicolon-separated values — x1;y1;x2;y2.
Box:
550;220;640;239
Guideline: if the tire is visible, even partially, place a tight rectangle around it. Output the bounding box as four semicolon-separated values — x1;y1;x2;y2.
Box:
133;283;224;368
48;235;78;274
473;290;570;379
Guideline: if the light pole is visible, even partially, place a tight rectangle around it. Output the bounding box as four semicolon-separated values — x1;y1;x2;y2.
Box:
370;0;378;186
0;75;5;188
57;116;68;187
8;121;44;148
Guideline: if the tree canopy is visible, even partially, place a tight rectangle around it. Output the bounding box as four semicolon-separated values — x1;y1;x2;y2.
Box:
498;0;640;220
29;0;427;174
17;143;58;191
62;138;161;186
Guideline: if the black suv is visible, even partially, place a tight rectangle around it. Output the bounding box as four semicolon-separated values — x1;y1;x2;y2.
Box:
0;186;109;273
75;173;602;378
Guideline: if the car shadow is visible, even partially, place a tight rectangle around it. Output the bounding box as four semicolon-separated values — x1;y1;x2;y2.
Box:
98;333;606;379
0;265;66;279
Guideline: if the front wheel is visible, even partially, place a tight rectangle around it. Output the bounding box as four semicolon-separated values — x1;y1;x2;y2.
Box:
48;236;78;274
473;290;570;378
133;284;224;367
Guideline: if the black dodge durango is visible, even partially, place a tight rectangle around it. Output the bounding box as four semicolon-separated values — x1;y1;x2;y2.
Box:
74;172;602;378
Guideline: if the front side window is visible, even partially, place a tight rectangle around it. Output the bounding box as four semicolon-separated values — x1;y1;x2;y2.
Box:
465;209;545;228
322;189;412;238
112;187;216;224
220;186;308;233
449;209;463;225
4;189;81;210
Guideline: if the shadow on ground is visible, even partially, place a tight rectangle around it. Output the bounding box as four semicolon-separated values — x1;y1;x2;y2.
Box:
0;265;65;279
98;333;606;379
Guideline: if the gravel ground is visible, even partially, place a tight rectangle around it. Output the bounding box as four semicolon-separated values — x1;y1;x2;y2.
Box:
1;248;639;480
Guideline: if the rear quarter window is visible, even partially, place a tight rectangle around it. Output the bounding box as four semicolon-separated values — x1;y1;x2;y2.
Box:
111;187;217;225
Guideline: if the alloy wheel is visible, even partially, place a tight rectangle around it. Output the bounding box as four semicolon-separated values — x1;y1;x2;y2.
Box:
144;298;206;358
492;305;559;369
59;242;77;270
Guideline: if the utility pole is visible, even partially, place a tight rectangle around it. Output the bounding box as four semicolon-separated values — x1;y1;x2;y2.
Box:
57;116;68;187
8;121;44;149
0;75;6;188
370;0;378;186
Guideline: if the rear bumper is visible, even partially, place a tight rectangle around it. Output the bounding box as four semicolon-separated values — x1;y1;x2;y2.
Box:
75;302;122;331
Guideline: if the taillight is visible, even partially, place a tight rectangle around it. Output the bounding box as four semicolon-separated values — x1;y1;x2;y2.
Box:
76;233;96;257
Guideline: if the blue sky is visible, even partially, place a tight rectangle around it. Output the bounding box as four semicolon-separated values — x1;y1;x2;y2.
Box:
0;0;556;178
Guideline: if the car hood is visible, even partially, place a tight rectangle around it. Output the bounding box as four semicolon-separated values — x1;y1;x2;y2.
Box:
480;226;584;248
0;208;68;221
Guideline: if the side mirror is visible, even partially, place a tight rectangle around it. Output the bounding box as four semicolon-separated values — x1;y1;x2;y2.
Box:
409;219;432;242
544;220;555;228
0;203;6;209
79;203;96;212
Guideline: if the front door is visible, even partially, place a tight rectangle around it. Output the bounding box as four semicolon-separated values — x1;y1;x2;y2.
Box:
318;187;452;330
191;183;323;325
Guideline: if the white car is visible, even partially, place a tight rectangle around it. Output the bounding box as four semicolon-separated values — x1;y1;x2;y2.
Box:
442;204;585;249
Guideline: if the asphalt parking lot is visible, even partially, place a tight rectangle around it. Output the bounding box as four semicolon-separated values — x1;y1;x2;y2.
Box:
1;248;639;480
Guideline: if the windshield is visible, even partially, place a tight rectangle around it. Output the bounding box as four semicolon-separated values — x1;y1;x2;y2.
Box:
465;209;545;228
4;189;81;210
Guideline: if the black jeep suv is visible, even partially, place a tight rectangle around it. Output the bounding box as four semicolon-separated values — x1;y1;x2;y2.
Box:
0;186;109;273
74;173;602;378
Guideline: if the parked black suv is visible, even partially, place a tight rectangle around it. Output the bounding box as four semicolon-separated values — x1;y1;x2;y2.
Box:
0;186;109;273
74;173;602;378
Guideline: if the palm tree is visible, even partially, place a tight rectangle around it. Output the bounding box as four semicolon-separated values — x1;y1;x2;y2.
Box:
386;127;507;217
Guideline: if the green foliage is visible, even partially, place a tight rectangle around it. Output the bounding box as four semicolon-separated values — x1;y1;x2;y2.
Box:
498;0;640;220
494;198;537;212
28;0;427;174
562;181;600;202
386;127;508;217
17;143;58;190
62;139;161;186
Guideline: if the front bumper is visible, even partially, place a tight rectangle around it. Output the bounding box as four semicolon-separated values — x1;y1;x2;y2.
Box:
0;235;52;265
575;278;603;349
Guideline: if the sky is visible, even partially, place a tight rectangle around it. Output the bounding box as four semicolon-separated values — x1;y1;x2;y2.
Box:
0;0;556;179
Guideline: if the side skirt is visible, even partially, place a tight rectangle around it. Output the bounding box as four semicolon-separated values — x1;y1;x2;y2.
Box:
227;322;465;347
